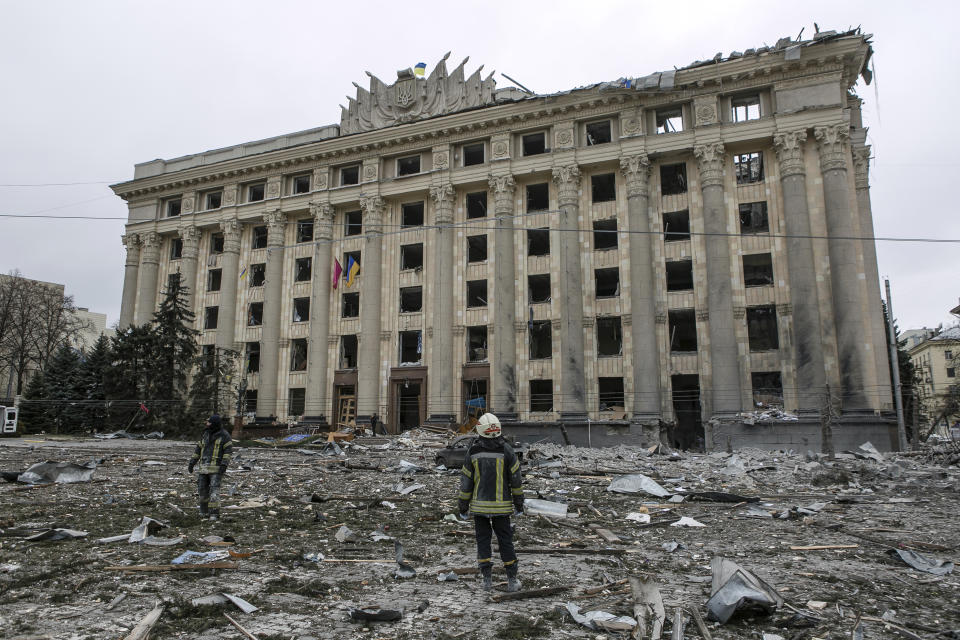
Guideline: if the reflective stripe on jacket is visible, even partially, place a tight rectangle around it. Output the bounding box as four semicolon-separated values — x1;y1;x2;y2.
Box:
190;428;233;474
459;438;522;516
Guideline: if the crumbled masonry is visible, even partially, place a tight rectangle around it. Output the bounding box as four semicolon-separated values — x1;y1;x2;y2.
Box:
1;432;958;639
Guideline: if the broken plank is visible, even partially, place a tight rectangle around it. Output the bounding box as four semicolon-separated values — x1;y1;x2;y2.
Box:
689;607;712;640
595;528;622;543
105;592;128;611
630;576;665;640
789;544;859;551
123;603;164;640
490;586;569;602
224;612;260;640
583;578;629;595
515;547;624;555
105;562;237;572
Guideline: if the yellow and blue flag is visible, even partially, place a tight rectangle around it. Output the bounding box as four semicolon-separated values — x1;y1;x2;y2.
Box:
239;266;247;280
345;255;360;287
414;62;426;77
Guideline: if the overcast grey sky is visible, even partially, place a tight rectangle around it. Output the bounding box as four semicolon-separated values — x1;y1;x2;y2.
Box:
2;1;957;331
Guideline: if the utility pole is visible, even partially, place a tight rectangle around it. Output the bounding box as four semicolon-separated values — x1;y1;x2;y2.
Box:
885;279;908;451
232;356;248;441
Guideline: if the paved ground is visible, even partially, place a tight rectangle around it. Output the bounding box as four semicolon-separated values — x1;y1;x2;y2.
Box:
0;432;958;639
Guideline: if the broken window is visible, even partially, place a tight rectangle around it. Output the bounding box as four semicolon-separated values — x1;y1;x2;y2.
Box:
295;257;312;282
204;191;222;210
399;330;422;363
586;120;612;145
467;191;487;218
751;371;783;407
244;390;258;414
739;202;769;234
656;107;683;134
467;235;487;263
340;165;360;186
296;218;314;243
596;317;623;357
522;132;546;156
660;163;687;195
288;388;306;416
339;211;360;237
248;302;263;326
734;152;764;184
204;306;219;330
252;226;267;249
732;95;761;122
293;297;310;323
402;202;424;227
669;309;697;352
400;243;423;270
463;142;485;166
246;342;260;373
595;267;619;298
399;286;423;313
247;182;265;202
170;238;183;260
165;198;181;217
207;268;222;292
666;260;694;292
529;379;553;412
292;174;311;195
342;292;359;318
467;325;488;362
249;263;266;287
210;233;224;254
948;367;956;378
343;250;361;274
201;344;216;369
746;305;779;351
167;273;180;291
467;280;487;307
527;183;549;212
397;154;421;176
663;210;690;242
591;173;616;203
340;334;358;369
743;253;774;287
593;219;618;250
290;338;308;371
527;227;550;256
529;321;552;360
598;377;625;409
528;274;551;303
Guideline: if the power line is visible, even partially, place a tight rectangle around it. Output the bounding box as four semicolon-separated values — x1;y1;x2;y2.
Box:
0;181;112;187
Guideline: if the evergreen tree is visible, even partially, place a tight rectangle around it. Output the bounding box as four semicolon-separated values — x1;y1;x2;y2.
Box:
146;273;198;435
78;335;111;431
43;344;82;434
18;370;49;433
106;324;155;431
883;300;921;440
187;346;239;426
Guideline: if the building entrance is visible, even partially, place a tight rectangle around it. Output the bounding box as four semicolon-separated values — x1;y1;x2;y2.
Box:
396;381;422;431
670;374;703;450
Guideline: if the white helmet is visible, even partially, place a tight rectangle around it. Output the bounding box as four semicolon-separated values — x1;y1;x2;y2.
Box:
476;413;502;438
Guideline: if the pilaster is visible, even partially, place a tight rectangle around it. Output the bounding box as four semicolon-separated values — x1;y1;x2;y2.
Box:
135;231;162;325
216;217;242;356
427;183;456;424
487;173;518;418
257;209;287;419
304;202;335;421
356;196;386;424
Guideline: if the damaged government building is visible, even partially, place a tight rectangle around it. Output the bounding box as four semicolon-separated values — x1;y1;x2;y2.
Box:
111;28;894;451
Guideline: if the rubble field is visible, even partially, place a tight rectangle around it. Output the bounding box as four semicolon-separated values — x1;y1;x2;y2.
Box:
0;431;958;640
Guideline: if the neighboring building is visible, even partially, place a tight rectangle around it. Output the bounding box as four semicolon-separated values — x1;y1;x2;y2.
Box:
900;328;935;351
908;325;960;435
110;29;895;450
71;308;116;351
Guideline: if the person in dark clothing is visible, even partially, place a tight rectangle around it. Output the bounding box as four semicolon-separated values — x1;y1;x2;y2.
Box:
188;414;233;521
370;412;385;436
457;413;523;592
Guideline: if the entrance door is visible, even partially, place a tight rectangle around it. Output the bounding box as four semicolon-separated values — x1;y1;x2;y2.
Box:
396;381;422;431
336;385;356;430
670;374;703;450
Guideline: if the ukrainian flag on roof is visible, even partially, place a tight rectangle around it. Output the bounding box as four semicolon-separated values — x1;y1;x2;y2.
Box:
414;62;426;77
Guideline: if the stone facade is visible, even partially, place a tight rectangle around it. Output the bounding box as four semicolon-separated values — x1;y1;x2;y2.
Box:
111;30;895;449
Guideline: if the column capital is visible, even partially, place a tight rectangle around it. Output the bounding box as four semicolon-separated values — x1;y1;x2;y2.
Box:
263;209;286;247
693;142;725;188
773;129;808;178
430;184;455;224
551;164;581;205
488;174;515;214
360;196;385;232
141;231;162;263
310;202;335;240
852;145;871;190
220;217;242;253
619;153;651;198
814;124;850;173
122;233;141;265
178;224;201;259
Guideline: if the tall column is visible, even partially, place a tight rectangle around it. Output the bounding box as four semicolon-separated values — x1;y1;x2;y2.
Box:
853;144;893;407
216;218;242;353
119;233;141;329
256;209;287;419
356;196;385;426
694;143;742;416
305;203;334;421
620;154;661;424
427;184;456;424
135;231;161;325
816;124;869;411
488;175;518;419
178;224;201;323
553;164;588;421
773;129;827;413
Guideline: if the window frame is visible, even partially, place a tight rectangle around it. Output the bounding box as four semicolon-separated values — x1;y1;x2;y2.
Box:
585;120;613;146
291;174;311;195
396;154;422;176
246;182;266;203
462;142;486;167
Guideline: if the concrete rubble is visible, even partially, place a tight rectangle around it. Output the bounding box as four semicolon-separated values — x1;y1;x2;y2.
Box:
0;431;958;639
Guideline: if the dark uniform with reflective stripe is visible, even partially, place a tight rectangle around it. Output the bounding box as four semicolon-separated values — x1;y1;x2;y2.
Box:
190;426;232;517
458;436;523;571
